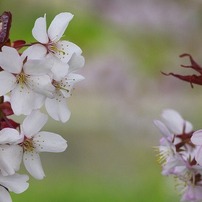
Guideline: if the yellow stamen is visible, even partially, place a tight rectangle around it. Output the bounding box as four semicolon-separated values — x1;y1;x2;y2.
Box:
16;72;27;86
23;138;34;152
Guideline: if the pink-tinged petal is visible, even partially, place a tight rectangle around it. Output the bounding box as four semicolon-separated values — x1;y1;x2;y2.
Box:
181;185;202;202
32;14;49;44
34;131;67;153
45;96;71;123
0;186;12;202
0;46;22;73
184;120;193;133
68;53;85;72
48;12;73;42
0;173;29;194
55;41;82;64
191;130;202;145
162;109;188;134
0;71;16;96
22;110;48;138
21;44;47;60
0;145;23;176
195;146;202;166
153;120;171;137
10;85;45;115
0;128;20;144
23;151;45;180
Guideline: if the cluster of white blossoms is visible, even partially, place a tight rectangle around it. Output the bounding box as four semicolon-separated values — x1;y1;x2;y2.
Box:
0;11;84;202
154;109;202;202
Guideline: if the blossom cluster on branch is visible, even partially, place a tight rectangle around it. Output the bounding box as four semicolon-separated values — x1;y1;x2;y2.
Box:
0;11;84;202
154;55;202;202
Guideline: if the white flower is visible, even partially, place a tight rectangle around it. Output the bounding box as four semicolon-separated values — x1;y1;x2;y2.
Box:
0;173;29;202
45;72;84;122
23;12;85;80
0;46;54;115
154;109;195;175
17;110;67;179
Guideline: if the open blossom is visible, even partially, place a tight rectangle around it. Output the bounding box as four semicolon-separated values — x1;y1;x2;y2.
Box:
0;173;29;202
154;109;195;165
0;10;85;202
2;110;68;179
0;46;54;115
45;70;84;122
154;109;202;202
22;12;85;80
154;109;194;156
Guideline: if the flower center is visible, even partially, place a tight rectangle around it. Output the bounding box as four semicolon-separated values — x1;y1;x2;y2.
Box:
48;42;65;55
22;137;34;152
52;80;70;93
16;72;27;86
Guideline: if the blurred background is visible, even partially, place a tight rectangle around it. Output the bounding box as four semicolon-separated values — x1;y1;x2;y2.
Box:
1;0;202;201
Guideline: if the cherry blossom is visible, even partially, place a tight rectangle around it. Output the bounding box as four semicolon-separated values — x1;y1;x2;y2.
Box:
17;110;67;179
22;12;85;80
154;110;202;202
45;72;84;122
0;10;84;202
0;46;54;115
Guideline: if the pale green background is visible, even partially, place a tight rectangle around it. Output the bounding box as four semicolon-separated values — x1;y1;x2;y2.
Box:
1;0;202;201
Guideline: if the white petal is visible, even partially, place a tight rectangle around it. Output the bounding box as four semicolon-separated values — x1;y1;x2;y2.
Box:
55;41;81;63
45;96;71;122
66;73;85;85
0;173;29;193
0;145;23;176
10;85;45;115
184;120;193;133
0;186;12;202
0;71;16;96
68;53;85;72
28;75;55;97
21;44;47;60
0;128;21;144
23;151;45;180
195;147;202;166
191;130;202;145
51;56;69;81
32;14;49;44
48;12;73;42
23;59;51;76
34;131;67;152
60;73;84;98
153;120;171;137
162;109;188;134
0;46;22;73
22;110;48;138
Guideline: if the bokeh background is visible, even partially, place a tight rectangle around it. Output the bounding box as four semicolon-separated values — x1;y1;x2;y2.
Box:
1;0;202;201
